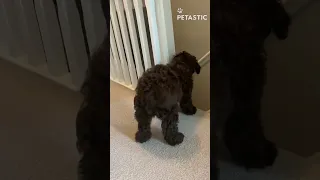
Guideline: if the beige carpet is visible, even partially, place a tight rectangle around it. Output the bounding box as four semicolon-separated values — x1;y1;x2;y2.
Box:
110;82;211;180
110;81;320;180
2;56;319;180
219;149;320;180
0;58;81;179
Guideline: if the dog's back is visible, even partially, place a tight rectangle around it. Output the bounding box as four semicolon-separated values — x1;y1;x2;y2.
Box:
134;64;182;114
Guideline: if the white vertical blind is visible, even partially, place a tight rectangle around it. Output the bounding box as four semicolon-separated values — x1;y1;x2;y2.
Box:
123;0;144;78
133;0;152;70
113;0;138;88
145;0;162;65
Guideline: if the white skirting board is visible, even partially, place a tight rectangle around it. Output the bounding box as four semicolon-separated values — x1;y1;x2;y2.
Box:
0;51;78;92
110;77;135;91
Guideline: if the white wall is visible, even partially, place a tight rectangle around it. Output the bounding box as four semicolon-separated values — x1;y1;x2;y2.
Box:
262;0;320;157
170;0;210;111
193;60;210;111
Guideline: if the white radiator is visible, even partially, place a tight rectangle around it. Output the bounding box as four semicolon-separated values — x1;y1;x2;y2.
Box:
110;0;175;90
0;0;106;91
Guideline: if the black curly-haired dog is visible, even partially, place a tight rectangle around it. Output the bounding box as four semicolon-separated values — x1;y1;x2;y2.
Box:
76;34;109;180
134;51;201;146
75;0;109;179
212;0;291;170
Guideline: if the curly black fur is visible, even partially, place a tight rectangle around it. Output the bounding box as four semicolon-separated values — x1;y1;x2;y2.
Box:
75;34;109;180
134;51;201;146
75;1;109;179
212;0;291;170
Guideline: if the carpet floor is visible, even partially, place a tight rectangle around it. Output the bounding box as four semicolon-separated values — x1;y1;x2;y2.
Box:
0;59;81;180
1;58;319;180
110;81;320;180
110;81;211;180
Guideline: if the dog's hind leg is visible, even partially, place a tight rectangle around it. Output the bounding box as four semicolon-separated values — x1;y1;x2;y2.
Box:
157;104;184;146
134;105;153;143
224;55;278;168
180;80;197;115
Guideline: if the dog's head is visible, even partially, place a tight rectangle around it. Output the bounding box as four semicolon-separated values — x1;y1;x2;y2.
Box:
170;51;201;75
212;0;291;49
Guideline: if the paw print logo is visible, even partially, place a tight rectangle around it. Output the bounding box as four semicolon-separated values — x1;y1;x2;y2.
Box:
177;8;183;14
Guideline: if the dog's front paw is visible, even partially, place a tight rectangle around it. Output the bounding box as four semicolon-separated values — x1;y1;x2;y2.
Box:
135;131;152;143
181;105;197;115
165;132;184;146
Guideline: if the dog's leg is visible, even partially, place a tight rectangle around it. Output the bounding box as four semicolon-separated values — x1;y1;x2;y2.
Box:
180;79;197;115
157;104;184;146
134;107;153;143
224;54;278;169
76;103;93;154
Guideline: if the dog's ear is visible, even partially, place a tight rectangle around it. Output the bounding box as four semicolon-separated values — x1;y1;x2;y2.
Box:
195;61;201;74
183;51;201;74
